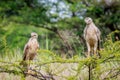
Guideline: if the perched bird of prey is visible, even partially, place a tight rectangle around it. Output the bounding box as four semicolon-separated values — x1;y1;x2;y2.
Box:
84;17;101;57
20;32;39;74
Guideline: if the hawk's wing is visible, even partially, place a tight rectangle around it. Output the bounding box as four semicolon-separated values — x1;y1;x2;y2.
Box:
23;43;29;61
83;26;88;39
96;27;101;40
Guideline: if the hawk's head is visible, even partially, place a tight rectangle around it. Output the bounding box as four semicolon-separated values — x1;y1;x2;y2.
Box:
31;32;38;38
84;17;93;25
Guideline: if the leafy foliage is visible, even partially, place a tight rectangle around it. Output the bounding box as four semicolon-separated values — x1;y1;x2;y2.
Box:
0;32;120;80
0;0;120;79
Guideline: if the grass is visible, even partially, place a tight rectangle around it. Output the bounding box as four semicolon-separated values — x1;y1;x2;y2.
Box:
0;40;120;80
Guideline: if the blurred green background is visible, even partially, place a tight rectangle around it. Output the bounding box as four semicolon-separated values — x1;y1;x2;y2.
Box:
0;0;120;57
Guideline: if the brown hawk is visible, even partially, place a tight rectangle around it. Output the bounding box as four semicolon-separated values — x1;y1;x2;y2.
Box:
20;32;39;74
84;17;101;57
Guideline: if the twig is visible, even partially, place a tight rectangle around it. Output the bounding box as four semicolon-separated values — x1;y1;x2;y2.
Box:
102;55;115;63
102;67;120;80
28;68;55;80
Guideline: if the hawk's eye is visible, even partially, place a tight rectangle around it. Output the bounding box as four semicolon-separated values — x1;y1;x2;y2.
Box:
88;19;91;22
33;35;36;36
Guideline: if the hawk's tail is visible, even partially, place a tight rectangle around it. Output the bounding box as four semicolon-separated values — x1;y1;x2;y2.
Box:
98;39;101;58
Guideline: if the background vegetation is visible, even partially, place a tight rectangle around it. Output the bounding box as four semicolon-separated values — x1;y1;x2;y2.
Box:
0;0;120;80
